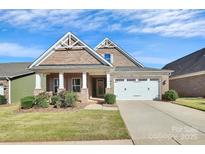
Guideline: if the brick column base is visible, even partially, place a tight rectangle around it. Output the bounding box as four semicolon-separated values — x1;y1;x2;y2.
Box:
33;89;44;96
80;88;89;103
57;88;65;93
105;88;113;94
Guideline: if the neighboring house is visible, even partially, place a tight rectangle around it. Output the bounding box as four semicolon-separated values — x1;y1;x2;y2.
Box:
163;48;205;97
28;32;172;101
0;63;42;103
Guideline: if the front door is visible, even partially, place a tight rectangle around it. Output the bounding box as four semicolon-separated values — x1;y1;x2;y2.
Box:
96;79;105;97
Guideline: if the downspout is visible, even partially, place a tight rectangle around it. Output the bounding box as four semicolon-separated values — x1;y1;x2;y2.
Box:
6;77;11;104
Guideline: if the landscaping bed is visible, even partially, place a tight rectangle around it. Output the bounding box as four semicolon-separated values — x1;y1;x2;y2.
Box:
18;101;89;113
175;97;205;111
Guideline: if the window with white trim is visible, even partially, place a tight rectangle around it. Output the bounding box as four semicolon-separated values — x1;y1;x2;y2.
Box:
72;78;81;92
104;53;111;63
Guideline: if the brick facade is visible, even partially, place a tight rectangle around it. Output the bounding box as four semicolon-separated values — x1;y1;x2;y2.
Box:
96;48;136;66
170;74;205;97
41;49;102;65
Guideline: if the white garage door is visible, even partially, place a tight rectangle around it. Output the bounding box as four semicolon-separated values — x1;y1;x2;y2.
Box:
0;85;4;96
114;78;160;100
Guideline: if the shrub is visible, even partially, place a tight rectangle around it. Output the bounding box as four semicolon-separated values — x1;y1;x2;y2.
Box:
69;91;78;101
63;92;77;108
51;95;60;105
104;93;116;104
0;95;6;105
163;90;179;101
34;92;49;108
21;96;35;109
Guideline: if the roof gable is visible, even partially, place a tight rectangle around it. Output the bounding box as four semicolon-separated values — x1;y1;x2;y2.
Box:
29;32;112;68
95;38;144;67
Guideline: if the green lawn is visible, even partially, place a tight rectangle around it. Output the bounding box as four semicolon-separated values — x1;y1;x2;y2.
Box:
0;104;130;142
176;98;205;111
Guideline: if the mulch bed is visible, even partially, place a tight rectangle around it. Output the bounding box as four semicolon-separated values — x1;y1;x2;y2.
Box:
16;102;89;113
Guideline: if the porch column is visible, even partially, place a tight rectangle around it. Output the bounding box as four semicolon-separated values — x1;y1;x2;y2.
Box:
34;73;43;96
35;73;41;89
81;72;88;103
106;73;111;88
82;72;87;89
59;72;64;89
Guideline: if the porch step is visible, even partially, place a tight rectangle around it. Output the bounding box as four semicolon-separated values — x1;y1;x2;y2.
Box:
89;97;105;104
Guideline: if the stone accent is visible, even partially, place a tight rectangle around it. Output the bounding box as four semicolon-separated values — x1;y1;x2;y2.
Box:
96;48;136;67
33;89;44;96
170;74;205;97
105;88;113;94
41;49;101;65
57;88;65;93
0;79;9;102
80;88;89;103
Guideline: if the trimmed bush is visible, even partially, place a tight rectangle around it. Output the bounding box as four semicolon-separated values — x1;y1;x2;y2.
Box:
163;90;179;101
0;95;6;105
21;96;35;109
63;92;78;108
51;95;60;105
34;92;49;108
104;93;116;104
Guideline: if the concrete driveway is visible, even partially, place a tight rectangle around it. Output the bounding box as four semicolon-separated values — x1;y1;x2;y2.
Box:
118;100;205;145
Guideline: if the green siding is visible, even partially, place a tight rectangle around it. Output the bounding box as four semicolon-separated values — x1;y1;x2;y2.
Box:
11;74;46;103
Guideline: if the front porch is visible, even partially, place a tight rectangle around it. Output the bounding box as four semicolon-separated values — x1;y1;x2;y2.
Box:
34;71;111;103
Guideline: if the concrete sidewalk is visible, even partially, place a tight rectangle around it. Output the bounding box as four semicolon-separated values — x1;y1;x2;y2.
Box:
0;139;133;145
85;104;118;111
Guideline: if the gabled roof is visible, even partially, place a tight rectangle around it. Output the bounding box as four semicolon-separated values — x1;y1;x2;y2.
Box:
95;38;144;67
0;62;33;79
29;32;113;69
163;48;205;77
115;66;172;72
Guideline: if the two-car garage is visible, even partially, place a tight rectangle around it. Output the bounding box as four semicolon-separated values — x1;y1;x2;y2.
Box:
114;78;160;100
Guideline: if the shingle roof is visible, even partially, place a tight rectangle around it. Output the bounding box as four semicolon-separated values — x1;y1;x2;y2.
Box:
31;64;111;70
162;48;205;77
115;66;172;72
0;62;33;79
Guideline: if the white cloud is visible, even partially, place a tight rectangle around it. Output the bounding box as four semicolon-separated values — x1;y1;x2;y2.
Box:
0;42;42;58
0;9;205;37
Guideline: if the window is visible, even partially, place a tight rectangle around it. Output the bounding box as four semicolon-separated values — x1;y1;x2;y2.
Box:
127;79;136;82
150;79;159;81
115;79;124;82
72;78;81;92
104;53;111;63
139;79;147;81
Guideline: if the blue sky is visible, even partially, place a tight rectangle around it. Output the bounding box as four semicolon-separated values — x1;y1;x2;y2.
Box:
0;9;205;68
